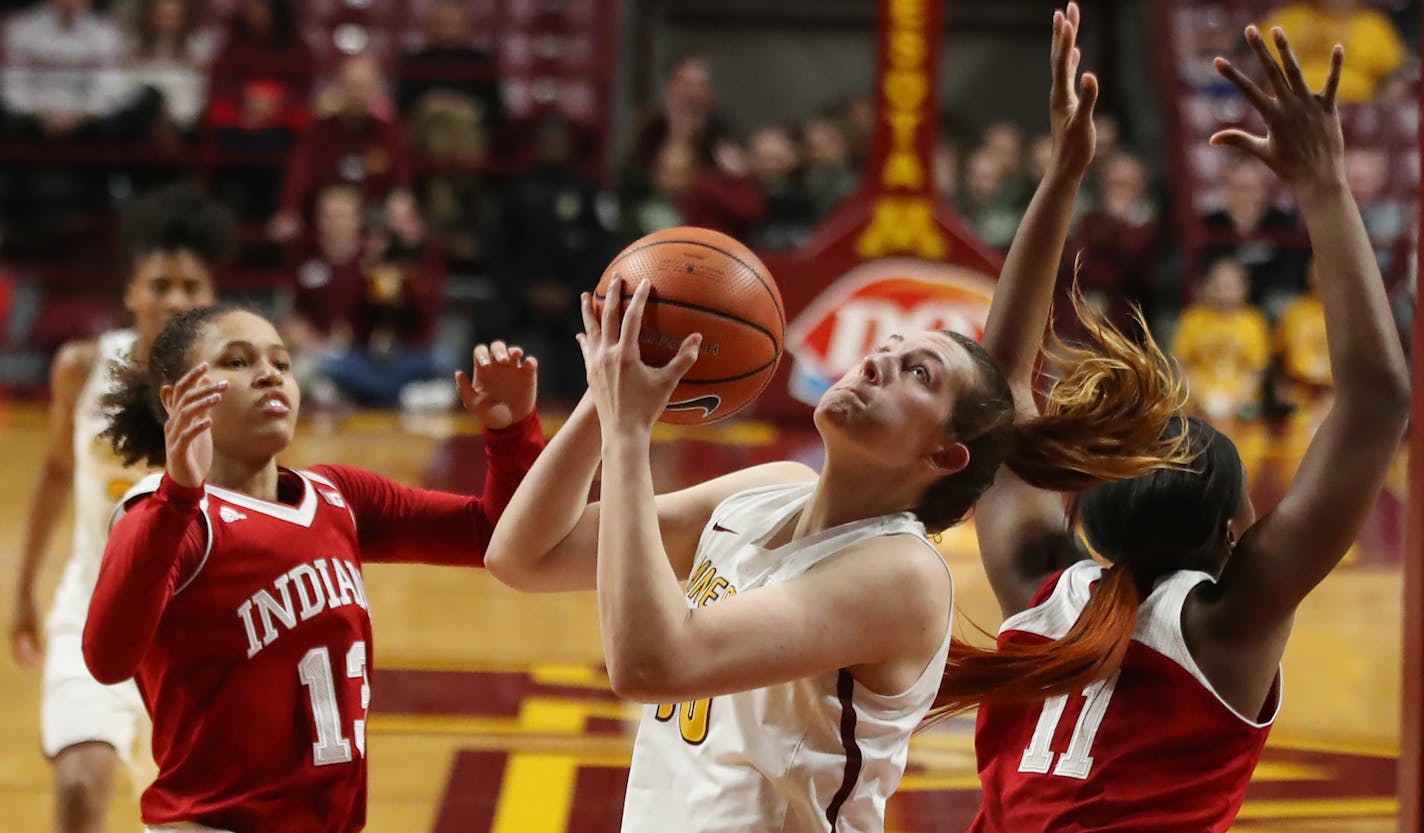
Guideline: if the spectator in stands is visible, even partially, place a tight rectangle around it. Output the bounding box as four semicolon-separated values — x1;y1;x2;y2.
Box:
284;183;365;375
1084;113;1121;183
680;136;765;241
628;140;693;237
409;88;495;270
956;147;1020;251
981;120;1029;204
1275;257;1331;410
395;0;502;135
118;0;217;143
747;124;814;251
841;93;875;168
206;0;313;146
284;183;447;409
342;190;448;410
1264;0;1405;103
629;54;732;185
1345;145;1406;278
1172;256;1271;422
1201;157;1308;318
491;115;613;398
1058;152;1160;342
271;54;415;242
205;0;313;220
1;0;149;140
802;112;858;219
1178;13;1247;102
933;138;959;207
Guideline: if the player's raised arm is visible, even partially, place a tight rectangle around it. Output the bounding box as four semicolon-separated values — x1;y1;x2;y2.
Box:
484;275;811;593
83;361;223;684
973;2;1101;617
1207;27;1409;633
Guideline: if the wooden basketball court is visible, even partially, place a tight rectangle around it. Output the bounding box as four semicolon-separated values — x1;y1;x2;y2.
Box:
0;400;1406;831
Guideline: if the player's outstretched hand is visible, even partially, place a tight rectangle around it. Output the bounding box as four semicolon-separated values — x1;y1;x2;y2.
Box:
458;341;538;430
162;362;223;489
578;275;701;435
1047;2;1099;180
1211;26;1346;196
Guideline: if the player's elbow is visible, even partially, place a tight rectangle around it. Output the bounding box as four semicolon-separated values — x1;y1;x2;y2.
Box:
1340;364;1411;433
482;544;545;592
607;664;664;703
606;650;681;703
1375;366;1412;420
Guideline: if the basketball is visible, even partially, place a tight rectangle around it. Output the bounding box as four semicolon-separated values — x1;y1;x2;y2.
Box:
593;226;785;424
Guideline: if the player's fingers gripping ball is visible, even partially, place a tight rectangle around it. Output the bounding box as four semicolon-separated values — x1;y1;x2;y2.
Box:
592;226;786;424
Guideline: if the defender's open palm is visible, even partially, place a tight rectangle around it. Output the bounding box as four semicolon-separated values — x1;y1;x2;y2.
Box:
458;341;538;430
579;275;702;435
163;362;224;489
1212;26;1345;193
1048;3;1099;178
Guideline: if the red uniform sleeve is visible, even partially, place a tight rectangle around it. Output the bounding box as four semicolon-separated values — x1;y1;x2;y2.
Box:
83;476;209;685
313;409;545;565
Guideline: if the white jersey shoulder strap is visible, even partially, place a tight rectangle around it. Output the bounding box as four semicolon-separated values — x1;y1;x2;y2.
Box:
1133;569;1282;727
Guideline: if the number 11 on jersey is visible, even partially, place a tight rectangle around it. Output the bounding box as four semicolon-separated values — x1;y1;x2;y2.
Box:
1018;671;1119;780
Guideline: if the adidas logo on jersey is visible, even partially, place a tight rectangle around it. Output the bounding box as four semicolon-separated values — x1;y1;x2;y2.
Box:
219;506;247;523
319;490;345;508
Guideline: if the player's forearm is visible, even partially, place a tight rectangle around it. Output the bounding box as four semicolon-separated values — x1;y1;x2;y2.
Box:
484;396;601;582
598;434;688;701
18;461;72;592
478;407;546;527
983;168;1084;382
1295;181;1409;407
83;476;202;684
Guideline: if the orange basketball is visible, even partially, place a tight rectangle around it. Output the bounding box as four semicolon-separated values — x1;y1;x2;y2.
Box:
593;226;785;424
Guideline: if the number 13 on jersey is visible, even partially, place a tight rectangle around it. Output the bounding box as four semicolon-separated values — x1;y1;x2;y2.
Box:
299;641;370;766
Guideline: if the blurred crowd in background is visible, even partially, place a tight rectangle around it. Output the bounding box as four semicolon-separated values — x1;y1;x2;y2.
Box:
0;0;1414;424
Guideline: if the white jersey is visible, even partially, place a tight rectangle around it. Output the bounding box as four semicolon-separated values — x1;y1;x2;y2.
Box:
622;482;953;833
48;329;153;631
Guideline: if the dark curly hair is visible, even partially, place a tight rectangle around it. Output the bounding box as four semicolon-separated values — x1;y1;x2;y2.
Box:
101;303;247;466
123;183;236;277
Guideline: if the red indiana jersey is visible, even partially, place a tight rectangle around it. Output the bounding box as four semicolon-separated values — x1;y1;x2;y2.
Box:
82;413;545;832
969;560;1279;833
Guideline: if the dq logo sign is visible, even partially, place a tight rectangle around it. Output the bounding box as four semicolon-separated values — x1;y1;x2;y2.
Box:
786;259;996;406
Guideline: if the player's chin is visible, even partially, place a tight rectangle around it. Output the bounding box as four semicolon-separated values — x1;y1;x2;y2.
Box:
246;414;298;451
812;393;875;436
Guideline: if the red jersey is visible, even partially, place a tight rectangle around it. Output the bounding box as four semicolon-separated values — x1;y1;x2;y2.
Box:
970;560;1279;833
82;412;544;832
